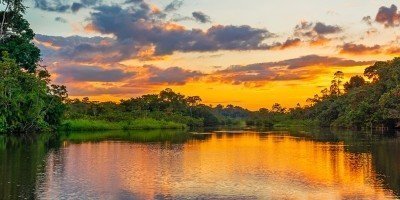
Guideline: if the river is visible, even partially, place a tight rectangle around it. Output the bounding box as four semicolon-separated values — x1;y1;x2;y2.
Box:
1;128;399;199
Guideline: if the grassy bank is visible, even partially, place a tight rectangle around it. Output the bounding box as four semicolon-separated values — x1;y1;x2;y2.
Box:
272;119;317;128
60;118;186;131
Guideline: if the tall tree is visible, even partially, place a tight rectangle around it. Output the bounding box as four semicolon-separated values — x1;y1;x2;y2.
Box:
0;1;67;134
330;71;344;96
0;0;39;72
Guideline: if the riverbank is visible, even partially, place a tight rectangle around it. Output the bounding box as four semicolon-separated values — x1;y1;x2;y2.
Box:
60;118;318;132
60;119;186;131
271;119;317;128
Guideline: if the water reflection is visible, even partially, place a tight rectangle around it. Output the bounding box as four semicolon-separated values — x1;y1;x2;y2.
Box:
0;129;399;199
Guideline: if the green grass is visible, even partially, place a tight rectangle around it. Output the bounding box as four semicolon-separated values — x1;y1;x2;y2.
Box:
272;119;317;128
60;118;186;131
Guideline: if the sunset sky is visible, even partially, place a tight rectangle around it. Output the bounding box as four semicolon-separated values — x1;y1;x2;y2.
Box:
24;0;400;109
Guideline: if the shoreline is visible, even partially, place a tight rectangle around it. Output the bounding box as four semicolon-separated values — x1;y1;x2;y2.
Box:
60;119;187;131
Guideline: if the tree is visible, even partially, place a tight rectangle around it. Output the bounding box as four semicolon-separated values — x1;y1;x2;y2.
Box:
0;0;67;134
344;75;366;92
186;96;202;107
271;103;286;113
379;86;400;122
0;53;47;133
0;1;39;72
330;71;344;96
186;96;202;117
0;12;40;73
0;0;26;39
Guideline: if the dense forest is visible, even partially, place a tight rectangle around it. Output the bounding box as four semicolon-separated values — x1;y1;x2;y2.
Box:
298;62;400;130
1;0;400;135
0;0;67;134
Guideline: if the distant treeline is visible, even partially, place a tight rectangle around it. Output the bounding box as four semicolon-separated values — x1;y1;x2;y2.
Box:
64;57;400;130
65;88;249;128
63;88;313;129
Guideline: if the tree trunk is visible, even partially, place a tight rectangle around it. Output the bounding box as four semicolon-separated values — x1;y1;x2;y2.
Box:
0;2;10;40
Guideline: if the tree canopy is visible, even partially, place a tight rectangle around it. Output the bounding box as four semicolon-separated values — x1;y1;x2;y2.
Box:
0;1;67;134
298;58;400;129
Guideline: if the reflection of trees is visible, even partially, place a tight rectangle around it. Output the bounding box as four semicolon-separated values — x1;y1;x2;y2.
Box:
0;130;211;198
371;139;400;196
261;128;400;197
0;134;60;199
1;129;399;198
60;130;212;144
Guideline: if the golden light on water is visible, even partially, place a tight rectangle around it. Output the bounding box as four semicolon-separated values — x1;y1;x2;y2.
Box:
39;132;397;199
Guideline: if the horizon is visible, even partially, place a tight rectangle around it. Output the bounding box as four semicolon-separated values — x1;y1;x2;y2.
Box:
19;0;400;109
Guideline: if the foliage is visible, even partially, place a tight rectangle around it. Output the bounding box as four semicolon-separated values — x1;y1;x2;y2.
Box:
0;54;47;133
61;118;186;131
0;2;39;72
64;88;250;128
296;57;400;129
0;0;67;134
0;54;66;134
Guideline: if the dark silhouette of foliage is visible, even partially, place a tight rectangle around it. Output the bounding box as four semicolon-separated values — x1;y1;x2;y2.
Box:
344;75;366;92
296;58;400;129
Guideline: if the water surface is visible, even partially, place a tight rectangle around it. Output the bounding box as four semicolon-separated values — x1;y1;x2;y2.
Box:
1;129;399;199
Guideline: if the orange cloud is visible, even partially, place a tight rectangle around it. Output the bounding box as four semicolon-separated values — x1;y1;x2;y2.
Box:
270;38;302;50
339;43;382;55
386;46;400;55
84;23;99;33
309;36;330;46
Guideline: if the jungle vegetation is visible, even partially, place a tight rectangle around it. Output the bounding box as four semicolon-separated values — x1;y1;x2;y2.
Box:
0;0;67;134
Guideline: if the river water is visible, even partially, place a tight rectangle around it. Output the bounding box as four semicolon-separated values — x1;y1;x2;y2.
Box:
1;129;399;199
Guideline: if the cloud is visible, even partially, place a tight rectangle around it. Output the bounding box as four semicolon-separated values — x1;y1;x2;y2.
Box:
33;0;70;12
71;2;84;13
294;21;342;38
223;55;374;71
36;3;273;64
124;0;145;4
362;16;373;26
212;55;375;85
171;11;212;24
339;43;381;55
35;34;118;63
309;36;330;46
33;0;102;13
375;4;400;27
55;17;67;23
275;55;374;69
66;83;148;96
164;0;184;12
313;22;341;35
87;5;272;56
146;66;204;85
53;65;135;82
192;11;212;23
170;13;193;22
386;46;400;54
365;28;378;36
270;38;301;50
